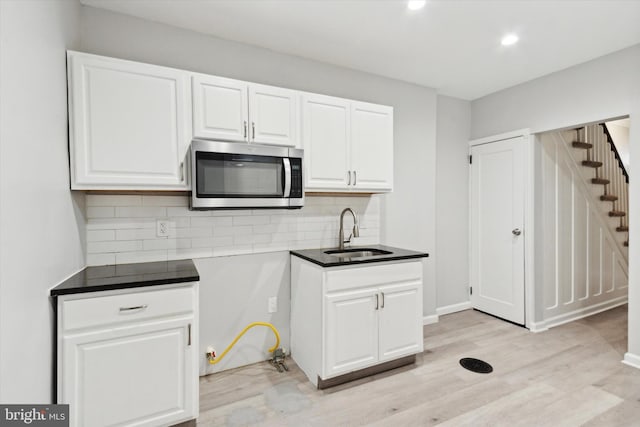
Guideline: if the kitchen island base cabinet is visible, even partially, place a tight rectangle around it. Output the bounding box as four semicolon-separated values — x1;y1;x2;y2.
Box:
290;257;423;388
57;283;199;427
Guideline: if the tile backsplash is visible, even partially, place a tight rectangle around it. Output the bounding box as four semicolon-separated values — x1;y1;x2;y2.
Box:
85;194;381;266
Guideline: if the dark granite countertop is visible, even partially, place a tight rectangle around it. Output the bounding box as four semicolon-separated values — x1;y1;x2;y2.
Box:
50;259;200;296
290;244;429;268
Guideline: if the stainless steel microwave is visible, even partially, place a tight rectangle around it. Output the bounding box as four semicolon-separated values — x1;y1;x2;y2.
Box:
190;140;304;210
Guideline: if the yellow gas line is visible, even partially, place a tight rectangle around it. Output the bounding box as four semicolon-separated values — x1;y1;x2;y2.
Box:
208;322;280;365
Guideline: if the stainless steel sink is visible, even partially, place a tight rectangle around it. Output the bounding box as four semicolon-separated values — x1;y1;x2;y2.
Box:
324;248;393;259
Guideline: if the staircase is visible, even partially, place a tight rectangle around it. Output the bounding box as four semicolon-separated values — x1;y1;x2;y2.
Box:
571;123;629;248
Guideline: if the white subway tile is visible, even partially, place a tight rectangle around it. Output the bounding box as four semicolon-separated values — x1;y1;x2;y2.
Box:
142;195;188;207
252;223;288;234
174;227;213;238
116;228;157;240
87;240;143;254
87;218;155;230
233;215;271;226
167;207;211;217
115;206;167;218
191;216;233;227
86;195;142;207
87;207;115;218
213;210;251;217
116;250;167;264
86;230;115;242
143;238;191;251
168;217;191;228
213;225;253;237
233;235;254;245
168;248;213;261
86;253;116;266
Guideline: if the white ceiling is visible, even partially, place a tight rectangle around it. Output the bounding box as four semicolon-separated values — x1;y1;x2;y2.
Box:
80;0;640;100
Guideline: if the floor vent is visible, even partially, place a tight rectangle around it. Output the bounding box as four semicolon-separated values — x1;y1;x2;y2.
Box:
459;358;493;374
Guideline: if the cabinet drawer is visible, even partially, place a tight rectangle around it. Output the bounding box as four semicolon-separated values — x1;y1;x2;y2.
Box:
325;261;422;293
61;286;195;331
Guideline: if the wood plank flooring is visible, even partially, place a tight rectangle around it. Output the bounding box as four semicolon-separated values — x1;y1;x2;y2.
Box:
198;306;640;426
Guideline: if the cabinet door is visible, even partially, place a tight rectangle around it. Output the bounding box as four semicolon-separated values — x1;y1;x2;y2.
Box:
192;74;249;142
61;318;196;427
350;102;394;191
68;52;191;190
324;288;378;377
378;281;423;362
302;94;350;190
249;84;298;147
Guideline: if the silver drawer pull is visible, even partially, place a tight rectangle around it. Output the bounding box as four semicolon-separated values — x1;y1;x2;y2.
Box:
119;304;148;313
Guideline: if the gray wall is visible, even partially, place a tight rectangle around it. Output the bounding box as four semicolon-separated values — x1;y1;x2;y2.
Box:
79;6;439;319
471;44;640;363
0;0;84;402
435;95;471;310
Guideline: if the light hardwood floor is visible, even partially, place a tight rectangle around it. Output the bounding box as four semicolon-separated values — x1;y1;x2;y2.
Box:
198;306;640;426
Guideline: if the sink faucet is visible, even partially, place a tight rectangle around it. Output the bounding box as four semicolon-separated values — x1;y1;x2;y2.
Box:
338;208;360;250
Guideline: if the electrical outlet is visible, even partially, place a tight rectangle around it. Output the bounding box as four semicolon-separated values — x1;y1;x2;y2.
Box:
156;220;170;237
268;296;278;313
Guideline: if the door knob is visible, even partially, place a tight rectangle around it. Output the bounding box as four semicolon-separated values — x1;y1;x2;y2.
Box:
512;228;522;236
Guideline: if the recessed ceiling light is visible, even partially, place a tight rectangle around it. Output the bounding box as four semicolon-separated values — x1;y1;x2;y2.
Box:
407;0;426;11
501;34;519;46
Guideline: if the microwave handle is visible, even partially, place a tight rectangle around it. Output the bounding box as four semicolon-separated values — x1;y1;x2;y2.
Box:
283;158;292;197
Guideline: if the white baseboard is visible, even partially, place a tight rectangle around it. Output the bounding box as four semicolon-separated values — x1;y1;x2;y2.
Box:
542;296;628;330
623;353;640;370
423;314;439;325
436;301;472;316
528;321;549;333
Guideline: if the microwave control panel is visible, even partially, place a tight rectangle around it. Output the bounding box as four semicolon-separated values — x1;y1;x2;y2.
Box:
290;158;303;198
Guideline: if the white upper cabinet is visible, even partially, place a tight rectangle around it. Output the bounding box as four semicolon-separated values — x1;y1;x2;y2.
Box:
192;75;298;147
302;94;351;190
302;94;393;193
192;74;249;142
351;102;394;191
249;84;298;146
68;51;191;190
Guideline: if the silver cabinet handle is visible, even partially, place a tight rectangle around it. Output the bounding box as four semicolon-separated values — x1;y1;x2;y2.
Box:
243;121;247;139
347;170;351;185
119;304;148;313
512;228;522;236
354;171;357;186
375;294;379;310
252;122;256;140
381;292;385;309
188;323;192;346
180;162;184;182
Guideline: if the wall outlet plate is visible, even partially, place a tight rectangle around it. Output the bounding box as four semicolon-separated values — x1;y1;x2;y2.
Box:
156;220;171;237
268;296;278;313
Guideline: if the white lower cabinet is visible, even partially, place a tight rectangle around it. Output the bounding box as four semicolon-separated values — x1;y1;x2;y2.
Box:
291;258;423;387
57;283;199;427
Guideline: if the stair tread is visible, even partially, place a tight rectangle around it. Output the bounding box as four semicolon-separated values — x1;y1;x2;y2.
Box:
582;160;603;168
609;211;626;217
572;141;593;149
600;194;618;201
616;226;629;232
592;178;610;185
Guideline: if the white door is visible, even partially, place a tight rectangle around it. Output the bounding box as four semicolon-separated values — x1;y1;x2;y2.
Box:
378;281;423;362
249;84;298;147
302;94;350;190
470;137;525;324
350;102;394;191
62;318;196;427
192;74;248;142
324;288;378;377
68;52;191;190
